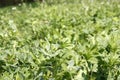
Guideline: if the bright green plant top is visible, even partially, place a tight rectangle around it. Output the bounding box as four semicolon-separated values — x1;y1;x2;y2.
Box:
0;0;120;80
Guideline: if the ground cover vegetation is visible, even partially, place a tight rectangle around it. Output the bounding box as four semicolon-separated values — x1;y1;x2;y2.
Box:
0;0;120;80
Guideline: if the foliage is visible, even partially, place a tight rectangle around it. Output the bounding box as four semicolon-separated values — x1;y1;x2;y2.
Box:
0;0;120;80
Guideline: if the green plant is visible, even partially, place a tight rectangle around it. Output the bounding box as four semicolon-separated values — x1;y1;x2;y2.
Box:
0;0;120;80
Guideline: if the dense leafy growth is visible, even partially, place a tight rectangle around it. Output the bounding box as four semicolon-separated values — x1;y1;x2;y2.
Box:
0;0;120;80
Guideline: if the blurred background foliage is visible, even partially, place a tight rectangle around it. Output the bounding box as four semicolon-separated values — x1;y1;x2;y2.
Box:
0;0;120;80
